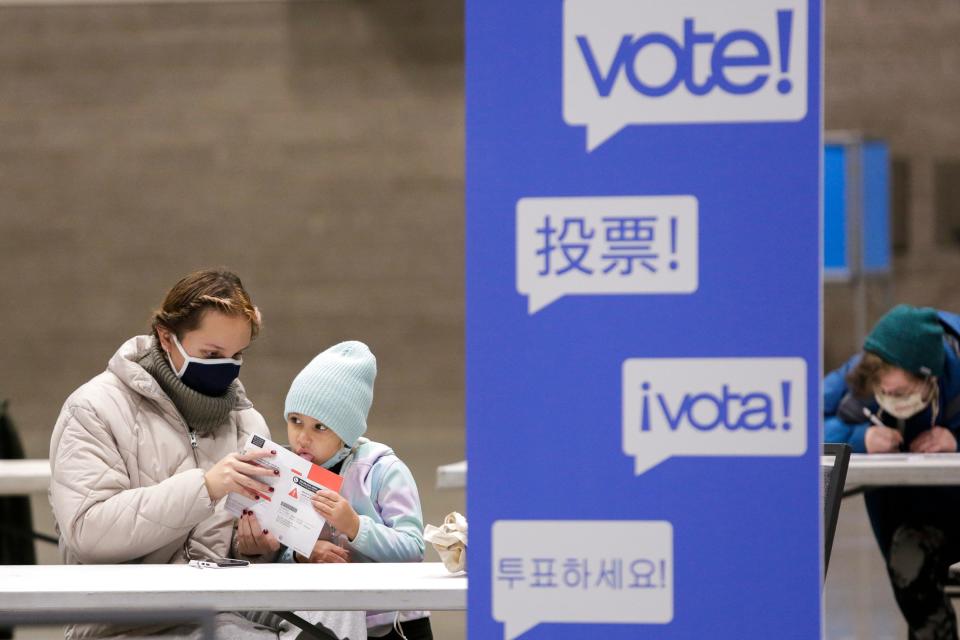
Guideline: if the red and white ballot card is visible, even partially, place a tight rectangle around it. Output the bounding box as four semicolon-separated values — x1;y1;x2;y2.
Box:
225;434;344;557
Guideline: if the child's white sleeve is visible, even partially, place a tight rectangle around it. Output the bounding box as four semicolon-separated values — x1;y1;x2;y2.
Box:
347;458;425;563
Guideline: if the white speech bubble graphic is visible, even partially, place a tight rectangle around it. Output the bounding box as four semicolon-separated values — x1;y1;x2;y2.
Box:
493;520;673;640
516;196;698;314
623;357;808;475
564;0;809;151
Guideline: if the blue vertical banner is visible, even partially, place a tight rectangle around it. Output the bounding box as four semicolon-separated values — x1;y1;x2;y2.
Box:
467;1;822;638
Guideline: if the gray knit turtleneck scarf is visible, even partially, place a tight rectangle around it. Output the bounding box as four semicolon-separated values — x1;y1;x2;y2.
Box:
137;340;238;437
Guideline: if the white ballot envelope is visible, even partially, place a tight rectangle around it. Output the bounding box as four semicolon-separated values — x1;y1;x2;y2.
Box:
225;434;345;557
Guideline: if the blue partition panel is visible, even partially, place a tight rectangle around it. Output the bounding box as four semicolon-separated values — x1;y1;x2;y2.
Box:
467;2;823;638
824;144;848;276
862;141;891;274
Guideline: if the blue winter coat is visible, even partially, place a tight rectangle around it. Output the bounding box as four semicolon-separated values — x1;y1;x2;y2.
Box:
824;310;960;452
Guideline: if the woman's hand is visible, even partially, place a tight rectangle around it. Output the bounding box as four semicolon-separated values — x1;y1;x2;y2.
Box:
865;425;903;453
311;489;360;541
296;540;351;564
204;448;278;501
909;426;957;453
236;510;280;557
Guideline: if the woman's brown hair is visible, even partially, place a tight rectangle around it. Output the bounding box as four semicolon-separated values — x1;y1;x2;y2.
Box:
845;351;922;399
151;268;261;340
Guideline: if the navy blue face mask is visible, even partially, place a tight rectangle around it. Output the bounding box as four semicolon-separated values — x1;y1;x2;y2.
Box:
169;334;242;397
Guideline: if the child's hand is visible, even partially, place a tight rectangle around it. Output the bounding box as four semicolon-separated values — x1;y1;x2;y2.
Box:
910;426;957;453
236;510;281;557
311;488;360;541
297;540;351;564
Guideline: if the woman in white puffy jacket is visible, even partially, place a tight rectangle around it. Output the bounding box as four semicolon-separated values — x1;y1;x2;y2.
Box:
49;268;283;640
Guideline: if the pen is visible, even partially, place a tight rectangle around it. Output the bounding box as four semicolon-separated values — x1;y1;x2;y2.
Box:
862;407;885;428
863;406;906;450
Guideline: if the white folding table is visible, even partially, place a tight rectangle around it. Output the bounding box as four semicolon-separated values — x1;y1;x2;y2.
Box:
0;562;466;613
441;453;960;492
436;460;466;490
442;453;960;492
0;459;50;496
842;453;960;490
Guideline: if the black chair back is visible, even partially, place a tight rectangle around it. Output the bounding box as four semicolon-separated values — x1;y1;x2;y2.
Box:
822;443;851;579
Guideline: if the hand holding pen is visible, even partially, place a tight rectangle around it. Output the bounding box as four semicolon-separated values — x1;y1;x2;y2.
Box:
862;407;904;453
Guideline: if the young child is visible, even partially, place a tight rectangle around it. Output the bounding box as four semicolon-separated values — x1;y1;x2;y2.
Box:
279;341;431;640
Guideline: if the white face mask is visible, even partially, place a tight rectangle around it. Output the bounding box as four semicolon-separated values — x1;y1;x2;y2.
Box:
875;388;930;420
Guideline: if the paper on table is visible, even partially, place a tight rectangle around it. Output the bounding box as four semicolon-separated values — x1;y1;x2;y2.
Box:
225;434;344;557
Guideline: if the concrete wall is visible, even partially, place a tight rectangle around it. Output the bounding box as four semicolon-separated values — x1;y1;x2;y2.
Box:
7;0;960;467
0;0;465;446
2;1;960;636
824;0;960;369
0;1;466;635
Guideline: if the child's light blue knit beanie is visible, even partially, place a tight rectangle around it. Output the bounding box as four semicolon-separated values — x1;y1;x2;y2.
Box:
284;341;377;447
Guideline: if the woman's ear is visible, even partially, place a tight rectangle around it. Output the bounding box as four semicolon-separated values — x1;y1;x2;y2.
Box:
156;327;173;355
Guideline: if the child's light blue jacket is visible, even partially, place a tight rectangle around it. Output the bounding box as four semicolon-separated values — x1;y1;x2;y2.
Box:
337;437;425;563
279;437;428;629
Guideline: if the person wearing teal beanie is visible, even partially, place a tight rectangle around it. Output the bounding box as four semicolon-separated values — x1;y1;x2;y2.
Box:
238;341;433;640
824;304;960;638
284;340;377;452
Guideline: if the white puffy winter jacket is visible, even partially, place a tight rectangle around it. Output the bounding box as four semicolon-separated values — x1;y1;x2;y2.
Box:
49;335;271;638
